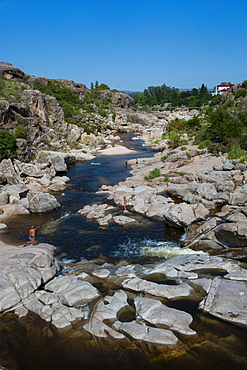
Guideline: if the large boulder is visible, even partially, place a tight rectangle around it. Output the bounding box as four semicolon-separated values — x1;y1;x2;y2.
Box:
163;203;209;228
0;159;22;184
27;191;60;213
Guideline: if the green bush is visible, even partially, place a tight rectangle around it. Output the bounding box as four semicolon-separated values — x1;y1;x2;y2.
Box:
168;130;180;148
228;144;246;159
14;125;28;140
0;131;17;158
186;116;201;130
223;99;234;108
198;139;213;149
161;155;167;162
206;107;243;143
145;168;161;181
164;175;170;183
234;89;247;99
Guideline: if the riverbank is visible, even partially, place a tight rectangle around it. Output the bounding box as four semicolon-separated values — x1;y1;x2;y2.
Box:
1;236;247;369
1;134;247;369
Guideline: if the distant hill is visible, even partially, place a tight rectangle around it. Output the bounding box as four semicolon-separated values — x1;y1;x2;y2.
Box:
121;91;143;97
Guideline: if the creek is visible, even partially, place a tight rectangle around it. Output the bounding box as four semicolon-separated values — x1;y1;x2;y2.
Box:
1;133;247;370
2;133;184;264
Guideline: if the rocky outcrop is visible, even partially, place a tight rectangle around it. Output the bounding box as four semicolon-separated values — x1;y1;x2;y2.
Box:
2;243;247;356
0;63;25;79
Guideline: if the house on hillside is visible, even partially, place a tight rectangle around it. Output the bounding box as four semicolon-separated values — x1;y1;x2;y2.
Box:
213;83;234;95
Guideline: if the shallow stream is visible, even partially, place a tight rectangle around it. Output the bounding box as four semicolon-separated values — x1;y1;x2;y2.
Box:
2;133;185;263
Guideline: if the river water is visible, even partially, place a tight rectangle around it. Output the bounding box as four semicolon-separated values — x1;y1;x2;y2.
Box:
2;133;185;263
1;134;247;370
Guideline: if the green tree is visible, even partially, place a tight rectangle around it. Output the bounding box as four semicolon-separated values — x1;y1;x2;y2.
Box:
206;107;243;143
98;83;110;90
242;80;247;89
95;81;99;89
90;82;94;90
199;84;208;97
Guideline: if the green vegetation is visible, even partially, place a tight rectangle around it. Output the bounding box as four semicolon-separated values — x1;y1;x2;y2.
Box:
32;79;114;127
0;131;17;159
14;125;28;140
164;175;170;183
0;77;26;103
228;144;246;159
133;83;212;108
145;168;161;181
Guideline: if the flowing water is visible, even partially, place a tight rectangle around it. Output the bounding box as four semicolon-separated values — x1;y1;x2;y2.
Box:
2;133;188;263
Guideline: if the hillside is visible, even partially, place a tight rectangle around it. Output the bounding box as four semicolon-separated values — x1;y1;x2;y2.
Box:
0;63;134;160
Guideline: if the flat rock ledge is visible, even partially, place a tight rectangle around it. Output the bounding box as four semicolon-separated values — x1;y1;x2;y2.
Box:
1;243;247;351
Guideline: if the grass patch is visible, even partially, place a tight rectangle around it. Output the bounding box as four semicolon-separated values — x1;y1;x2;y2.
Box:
145;168;161;181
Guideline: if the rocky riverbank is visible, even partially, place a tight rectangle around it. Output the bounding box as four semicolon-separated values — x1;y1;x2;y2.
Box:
1;137;247;368
1;238;247;369
80;137;247;255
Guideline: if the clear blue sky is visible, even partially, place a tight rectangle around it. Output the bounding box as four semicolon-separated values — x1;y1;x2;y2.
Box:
1;0;247;91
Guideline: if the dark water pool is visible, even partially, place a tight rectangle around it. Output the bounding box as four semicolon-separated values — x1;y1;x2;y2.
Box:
2;133;183;263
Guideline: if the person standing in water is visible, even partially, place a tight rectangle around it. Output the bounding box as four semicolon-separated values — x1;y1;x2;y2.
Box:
29;225;40;246
123;196;127;212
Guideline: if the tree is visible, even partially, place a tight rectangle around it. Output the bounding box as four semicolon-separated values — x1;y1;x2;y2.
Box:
199;84;208;97
90;82;94;90
206;107;243;143
95;81;99;89
97;83;110;90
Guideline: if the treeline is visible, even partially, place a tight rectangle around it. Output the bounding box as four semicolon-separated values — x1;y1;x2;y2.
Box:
133;83;221;108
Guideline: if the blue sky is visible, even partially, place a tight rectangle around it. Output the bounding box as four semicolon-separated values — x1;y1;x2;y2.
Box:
1;0;247;91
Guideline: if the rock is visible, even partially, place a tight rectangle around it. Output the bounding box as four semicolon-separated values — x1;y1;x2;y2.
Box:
199;278;247;329
45;275;100;306
122;277;194;300
1;184;29;198
229;191;247;205
113;321;179;346
215;222;247;247
0;244;59;312
113;215;138;225
135;296;196;336
163;203;209;228
22;90;65;125
0;191;9;205
27;191;60;213
0;159;22;184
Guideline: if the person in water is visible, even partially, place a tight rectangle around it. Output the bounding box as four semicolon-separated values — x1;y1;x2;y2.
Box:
29;225;40;246
123;196;127;212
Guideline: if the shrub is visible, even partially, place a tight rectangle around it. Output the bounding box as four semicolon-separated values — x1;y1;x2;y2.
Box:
180;146;187;151
164;175;170;183
14;125;28;140
168;130;180;148
234;89;247;99
145;168;161;181
198;140;213;149
161;155;167;162
180;139;188;145
228;144;246;159
186;116;201;130
206;107;243;143
0;131;17;158
223;99;234;108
